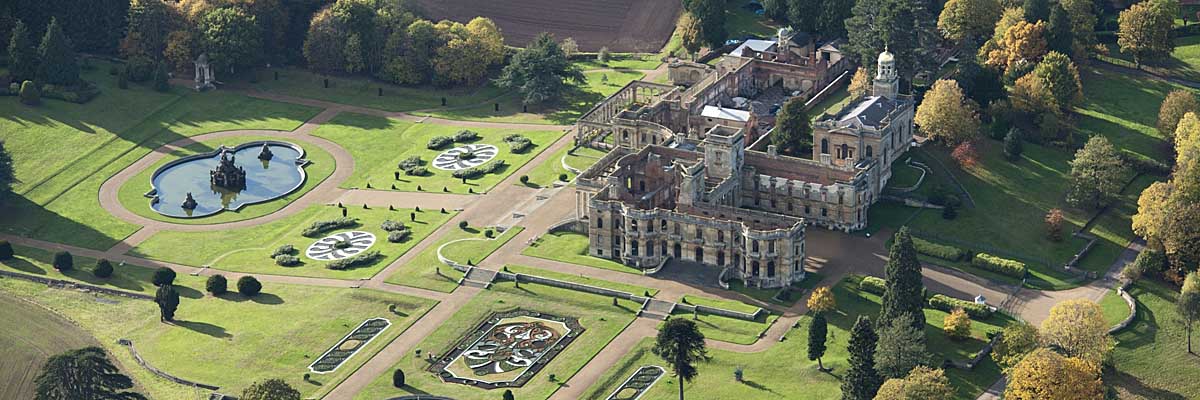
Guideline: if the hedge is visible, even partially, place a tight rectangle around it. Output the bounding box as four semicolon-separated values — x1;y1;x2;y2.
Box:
302;217;357;237
427;136;453;150
380;220;406;232
398;156;422;170
453;130;480;142
403;166;428;176
928;294;993;318
913;237;965;261
504;134;532;153
274;255;301;266
39;82;100;104
327;250;382;270
451;159;506;179
860;276;886;295
970;252;1026;278
387;230;411;243
271;244;296;258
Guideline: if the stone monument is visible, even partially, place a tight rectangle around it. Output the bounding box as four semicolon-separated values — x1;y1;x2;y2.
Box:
194;53;215;91
210;149;246;190
181;192;198;210
257;143;274;161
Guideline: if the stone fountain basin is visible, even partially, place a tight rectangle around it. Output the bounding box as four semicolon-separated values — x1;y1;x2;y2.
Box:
146;140;308;218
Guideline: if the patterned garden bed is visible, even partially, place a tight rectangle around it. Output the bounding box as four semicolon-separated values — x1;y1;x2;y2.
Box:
429;310;583;389
308;317;391;373
606;366;665;400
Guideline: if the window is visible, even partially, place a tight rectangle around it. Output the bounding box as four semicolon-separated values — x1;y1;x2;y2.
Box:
769;241;775;253
661;220;668;230
821;208;827;217
646;242;653;256
717;230;724;243
674;223;681;234
752;240;759;253
696;228;703;240
767;261;776;277
866;146;873;158
639;181;646;192
805;205;811;215
787;202;793;211
631;241;639;256
597;217;604;228
631;220;638;232
821;138;829;154
840;144;849;159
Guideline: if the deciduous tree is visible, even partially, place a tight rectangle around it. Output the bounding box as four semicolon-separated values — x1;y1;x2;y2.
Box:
653;318;708;400
684;0;727;48
1030;52;1082;113
951;141;980;168
1040;299;1110;364
842;315;883;400
992;320;1040;371
1004;348;1102;400
937;0;1002;44
772;96;812;156
495;32;585;106
302;7;344;73
915;79;980;144
679;12;703;59
1068;136;1130;209
1118;0;1177;68
1023;0;1050;23
1157;89;1200;141
808;286;837;314
1181;272;1200;353
1045;208;1065;241
34;347;146;400
1059;0;1097;52
849;67;870;98
873;366;955;400
943;308;972;340
240;379;300;400
123;0;180;58
198;7;262;73
1045;4;1074;56
985;20;1047;72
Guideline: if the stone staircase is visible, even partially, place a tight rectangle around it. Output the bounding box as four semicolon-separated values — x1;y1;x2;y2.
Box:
460;267;497;289
639;299;677;320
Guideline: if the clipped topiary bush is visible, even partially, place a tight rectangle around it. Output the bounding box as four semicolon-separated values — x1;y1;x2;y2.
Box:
275;254;301;266
912;237;965;261
504;134;532;152
557;173;569;182
326;251;382;270
403;166;428;176
928;294;993;318
451;159;506;179
427;136;453;149
458;221;469;229
519;175;529;184
392;369;405;388
271;244;296;258
152;267;176;286
302;217;357;237
398;156;422;170
387;230;411;243
380;220;406;232
0;240;12;260
859;275;886;295
970;253;1026;278
19;80;40;105
52;251;73;271
237;275;262;296
93;259;113;278
206;274;228;295
453;129;480;142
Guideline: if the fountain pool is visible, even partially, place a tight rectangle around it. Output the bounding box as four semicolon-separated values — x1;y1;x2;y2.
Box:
147;141;308;218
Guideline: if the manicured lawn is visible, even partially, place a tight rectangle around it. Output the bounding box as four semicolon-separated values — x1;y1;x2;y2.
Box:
522;232;644;274
681;294;762;315
0;291;103;400
384;226;525;293
1102;37;1200;82
1075;66;1180;161
521;145;608;188
504;264;659;297
582;277;1010;400
130;205;455;280
573;54;663;71
0;62;321;250
1099;288;1131;328
412;69;645;125
352;280;639;400
1106;280;1200;399
251;67;509;112
1;244;205;295
663;310;777;345
724;2;778;39
115;135;336;225
309;112;565;193
0;274;435;400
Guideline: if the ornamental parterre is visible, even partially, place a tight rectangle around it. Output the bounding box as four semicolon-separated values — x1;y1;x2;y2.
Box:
429;310;583;389
606;366;665;400
309;318;391;373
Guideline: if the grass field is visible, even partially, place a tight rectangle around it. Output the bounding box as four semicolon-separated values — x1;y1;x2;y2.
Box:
1;244;206;295
309;112;565;193
1102;37;1200;82
0;60;321;250
1075;67;1181;161
504;264;659;296
522;231;643;274
0;291;104;400
521;145;608;188
573;55;663;71
130;205;455;280
1099;287;1131;328
581;277;1010;400
352;280;639;400
114;135;337;225
0;274;435;400
724;2;778;39
251;67;509;112
412;69;645;125
1106;280;1200;399
384;226;524;293
664;310;777;345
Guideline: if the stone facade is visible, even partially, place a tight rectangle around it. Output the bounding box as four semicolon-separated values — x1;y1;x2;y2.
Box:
573;48;914;288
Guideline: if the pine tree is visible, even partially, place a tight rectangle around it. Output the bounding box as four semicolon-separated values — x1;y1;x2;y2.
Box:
879;227;927;335
875;313;929;379
37;18;80;86
842;315;883;400
34;347;146;400
1004;128;1023;160
0;140;14;204
807;313;829;371
1046;4;1074;56
155;284;179;322
8;20;38;82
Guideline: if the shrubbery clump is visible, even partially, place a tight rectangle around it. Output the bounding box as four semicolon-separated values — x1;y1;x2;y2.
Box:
237;275;262;296
271;244;296;258
912;237;965;261
125;56;155;82
206;274;228;295
152;267;176;286
453;130;480;142
93;259;113;278
380;220;406;232
928;294;993;318
404;166;429;176
859;276;886;295
397;156;424;176
970;253;1027;278
52;251;73;271
504;134;532;153
427;136;453;150
326;251;382;270
275;254;301;266
302;217;357;237
387;230;411;243
18;80;40;105
451;160;506;179
39;82;100;103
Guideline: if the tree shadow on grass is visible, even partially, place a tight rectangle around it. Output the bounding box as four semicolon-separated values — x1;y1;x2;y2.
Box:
174;285;204;299
175;320;232;339
214;291;285;305
741;380;778;395
1;257;46;275
1106;369;1188;400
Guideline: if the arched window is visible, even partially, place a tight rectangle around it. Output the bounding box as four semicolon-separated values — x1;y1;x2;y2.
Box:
597;217;604;229
866;146;873;158
840;144;849;159
767;261;776;277
820;138;829;154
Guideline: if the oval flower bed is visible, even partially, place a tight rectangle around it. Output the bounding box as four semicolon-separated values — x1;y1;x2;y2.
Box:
308;317;391;373
606;365;665;400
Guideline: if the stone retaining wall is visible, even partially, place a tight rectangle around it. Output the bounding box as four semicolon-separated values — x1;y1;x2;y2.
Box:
0;270;153;300
1109;283;1138;334
118;339;220;391
547;218;588;235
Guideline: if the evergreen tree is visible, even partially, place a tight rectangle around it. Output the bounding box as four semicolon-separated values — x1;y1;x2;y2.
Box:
238;275;262;296
8;20;38;81
495;32;585;106
875;313;929;379
817;0;855;38
1023;0;1050;23
0;240;12;260
152;61;169;92
392;368;405;387
240;379;300;400
653;318;708;400
152;267;175;286
155;284;179;322
503;389;515;400
34;347;146;400
36;17;79;86
846;0;937;84
807;312;830;371
18;80;39;105
842;315;883;400
787;0;820;32
1003;128;1023;160
52;251;72;271
772;96;812;156
685;0;727;48
206;274;228;295
93;259;113;278
0;140;14;204
879;227;927;335
1045;4;1074;57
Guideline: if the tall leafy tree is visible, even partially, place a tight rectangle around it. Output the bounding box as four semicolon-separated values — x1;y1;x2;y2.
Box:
684;0;727;48
34;347;146;400
1022;0;1050;23
1117;0;1177;68
8;20;38;82
1067;136;1130;210
1059;0;1097;52
1157;89;1200;141
808;313;830;371
787;0;820;32
1180;272;1200;353
240;379;300;400
841;315;883;400
879;227;927;335
433;17;505;86
914;79;981;144
937;0;1002;45
495;32;585;106
301;6;343;73
991;320;1040;371
985;20;1048;72
1045;4;1074;56
874;366;955;400
154;284;179;322
1004;348;1102;400
1040;299;1110;364
122;0;179;58
772;96;812;156
653;318;708;400
1030;51;1082;113
9;0;128;55
954;57;1005;107
679;12;703;59
199;7;262;74
816;0;854;38
875;313;929;379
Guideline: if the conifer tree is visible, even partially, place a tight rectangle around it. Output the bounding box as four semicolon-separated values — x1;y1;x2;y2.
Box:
808;312;830;371
842;315;883;400
880;227;927;335
37;18;80;86
8;20;38;82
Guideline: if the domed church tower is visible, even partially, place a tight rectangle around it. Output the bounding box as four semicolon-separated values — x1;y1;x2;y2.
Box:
872;47;899;100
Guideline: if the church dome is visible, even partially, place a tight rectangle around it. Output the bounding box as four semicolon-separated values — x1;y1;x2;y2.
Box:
877;50;894;64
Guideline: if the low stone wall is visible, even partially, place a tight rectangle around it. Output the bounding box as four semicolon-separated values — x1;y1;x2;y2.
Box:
1109;283;1138;334
673;303;764;321
0;270;153;300
548;218;588;235
946;333;1002;370
881;195;945;210
118;339;220;391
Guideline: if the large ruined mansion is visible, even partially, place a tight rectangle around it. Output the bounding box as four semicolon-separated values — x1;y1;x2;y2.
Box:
573;42;915;288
